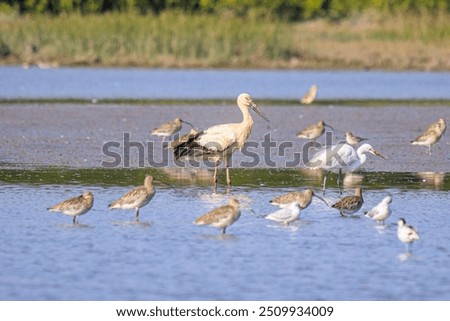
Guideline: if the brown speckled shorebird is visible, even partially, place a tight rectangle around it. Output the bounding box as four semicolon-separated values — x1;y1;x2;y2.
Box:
194;198;241;234
345;131;368;146
300;85;318;104
411;118;446;155
331;187;364;217
150;117;194;139
48;191;94;224
269;189;328;209
108;175;155;222
297;120;334;142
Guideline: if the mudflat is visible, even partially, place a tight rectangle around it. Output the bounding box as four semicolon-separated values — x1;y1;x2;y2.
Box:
0;103;448;172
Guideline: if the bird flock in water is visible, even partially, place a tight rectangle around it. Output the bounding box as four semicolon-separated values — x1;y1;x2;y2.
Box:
48;90;446;254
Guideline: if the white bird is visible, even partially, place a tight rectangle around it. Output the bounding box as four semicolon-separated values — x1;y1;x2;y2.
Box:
194;198;241;234
173;93;269;192
48;191;94;224
345;131;368;146
397;218;420;253
365;195;392;225
307;143;385;194
411;118;446;155
108;175;155;222
300;85;318;104
265;202;301;225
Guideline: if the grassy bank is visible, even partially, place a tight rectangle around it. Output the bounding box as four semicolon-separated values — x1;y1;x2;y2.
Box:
0;11;449;70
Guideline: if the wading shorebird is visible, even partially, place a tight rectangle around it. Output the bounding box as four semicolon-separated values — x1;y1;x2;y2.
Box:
48;191;94;224
173;93;269;192
307;143;385;194
108;175;155;222
331;187;364;217
269;189;328;209
365;195;392;225
264;202;301;225
345;131;368;146
150;117;195;140
194;198;241;234
300;85;318;104
297;120;334;142
411;118;446;155
397;218;420;253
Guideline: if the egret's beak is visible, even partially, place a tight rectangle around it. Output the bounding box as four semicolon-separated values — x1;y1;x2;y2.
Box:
371;148;385;159
313;193;329;207
181;120;195;129
324;123;334;131
250;102;270;122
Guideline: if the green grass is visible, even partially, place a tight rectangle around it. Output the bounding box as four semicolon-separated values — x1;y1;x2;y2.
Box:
0;11;449;70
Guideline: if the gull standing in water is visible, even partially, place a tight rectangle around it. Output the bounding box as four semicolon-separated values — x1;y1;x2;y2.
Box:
297;120;334;142
345;131;368;146
108;175;155;222
397;218;420;253
365;195;392;225
265;202;301;225
194;198;241;234
173;93;269;192
307;143;385;194
331;187;364;217
48;191;94;224
411;118;446;155
300;85;318;104
269;189;328;209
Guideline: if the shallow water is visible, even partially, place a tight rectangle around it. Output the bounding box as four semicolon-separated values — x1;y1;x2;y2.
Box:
0;169;449;300
2;66;450;100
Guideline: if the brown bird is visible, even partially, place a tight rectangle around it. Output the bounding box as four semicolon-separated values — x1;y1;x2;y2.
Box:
297;120;334;142
331;188;364;217
194;198;241;234
108;175;155;222
269;189;328;209
411;118;446;155
48;191;94;224
150;117;195;139
300;85;318;104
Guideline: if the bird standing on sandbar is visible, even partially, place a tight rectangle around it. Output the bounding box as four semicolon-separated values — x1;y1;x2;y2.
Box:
150;117;195;140
365;195;392;225
345;131;368;146
48;191;94;224
411;118;446;155
331;187;364;217
397;218;420;253
194;198;241;234
269;189;328;209
173;93;269;192
300;85;318;104
297;120;334;142
108;175;155;222
265;202;301;225
307;143;385;194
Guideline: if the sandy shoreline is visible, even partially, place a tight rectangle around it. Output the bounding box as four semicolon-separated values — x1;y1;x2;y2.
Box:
0;103;449;172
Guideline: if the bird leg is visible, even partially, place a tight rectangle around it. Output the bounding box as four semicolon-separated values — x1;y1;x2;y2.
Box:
135;208;140;222
222;227;226;234
322;172;329;195
72;216;77;224
428;145;432;156
225;157;231;188
213;161;218;193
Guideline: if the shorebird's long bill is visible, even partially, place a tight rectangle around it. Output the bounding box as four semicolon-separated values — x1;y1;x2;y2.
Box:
250;103;270;122
182;120;195;129
371;149;385;159
313;194;329;206
154;178;177;191
325;123;334;131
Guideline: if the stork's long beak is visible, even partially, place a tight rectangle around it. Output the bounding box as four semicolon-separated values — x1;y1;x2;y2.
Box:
313;193;329;207
371;148;385;159
250;102;270;122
